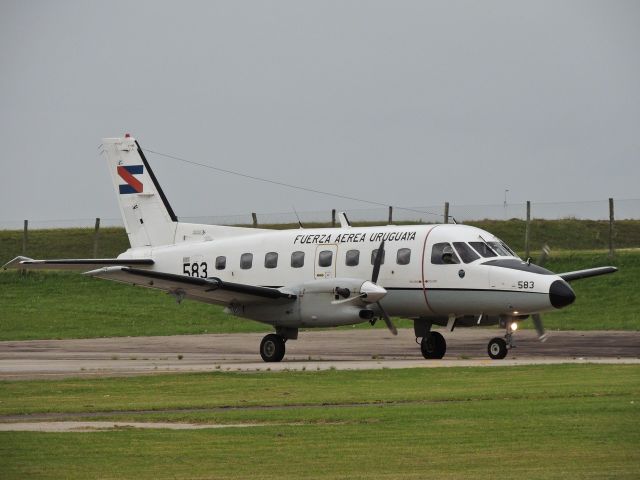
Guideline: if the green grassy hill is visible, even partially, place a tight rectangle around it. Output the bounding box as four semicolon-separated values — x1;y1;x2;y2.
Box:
1;250;637;341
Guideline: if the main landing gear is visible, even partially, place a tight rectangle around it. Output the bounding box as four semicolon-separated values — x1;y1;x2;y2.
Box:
260;334;286;362
259;327;298;362
419;331;447;359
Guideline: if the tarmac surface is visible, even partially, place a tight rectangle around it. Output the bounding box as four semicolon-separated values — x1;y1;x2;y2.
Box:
1;329;638;380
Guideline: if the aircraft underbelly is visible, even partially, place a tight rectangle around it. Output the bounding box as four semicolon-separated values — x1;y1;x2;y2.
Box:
380;289;429;317
424;288;549;316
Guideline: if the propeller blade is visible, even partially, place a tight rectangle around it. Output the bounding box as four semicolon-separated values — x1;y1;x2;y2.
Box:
371;240;385;284
532;313;548;342
377;301;397;335
537;244;550;267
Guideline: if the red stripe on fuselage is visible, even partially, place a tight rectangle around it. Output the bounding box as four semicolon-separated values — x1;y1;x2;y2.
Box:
117;166;143;193
421;225;438;314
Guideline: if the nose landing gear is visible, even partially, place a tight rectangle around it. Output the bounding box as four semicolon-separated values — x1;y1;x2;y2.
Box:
487;322;517;359
487;337;508;359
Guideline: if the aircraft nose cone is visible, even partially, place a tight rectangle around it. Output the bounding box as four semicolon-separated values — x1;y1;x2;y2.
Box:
549;279;576;308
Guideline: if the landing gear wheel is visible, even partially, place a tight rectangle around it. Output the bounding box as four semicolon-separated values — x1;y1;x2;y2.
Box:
420;332;446;359
488;337;508;360
260;334;286;362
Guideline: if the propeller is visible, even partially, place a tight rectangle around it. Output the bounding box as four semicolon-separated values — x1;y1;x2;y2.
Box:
371;241;397;335
531;314;548;342
330;240;397;335
531;244;551;342
371;241;385;284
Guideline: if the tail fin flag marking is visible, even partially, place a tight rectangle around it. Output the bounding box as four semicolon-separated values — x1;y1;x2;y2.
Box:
117;165;144;194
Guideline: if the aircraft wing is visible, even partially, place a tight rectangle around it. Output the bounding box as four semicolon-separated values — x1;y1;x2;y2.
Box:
85;266;297;306
2;256;154;271
559;266;618;282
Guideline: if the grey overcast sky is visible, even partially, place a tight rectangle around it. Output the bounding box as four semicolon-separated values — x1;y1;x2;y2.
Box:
1;0;638;223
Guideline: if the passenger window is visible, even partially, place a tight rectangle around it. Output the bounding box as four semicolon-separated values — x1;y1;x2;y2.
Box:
264;252;278;269
345;249;360;267
396;248;411;265
318;250;333;267
215;256;226;270
453;242;480;263
431;243;460;265
469;242;497;258
240;253;253;269
291;251;305;268
370;249;386;265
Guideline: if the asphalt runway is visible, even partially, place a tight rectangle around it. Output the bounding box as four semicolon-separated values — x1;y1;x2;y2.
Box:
0;329;638;380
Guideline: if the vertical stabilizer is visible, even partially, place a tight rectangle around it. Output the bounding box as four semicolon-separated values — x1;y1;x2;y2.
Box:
102;135;177;247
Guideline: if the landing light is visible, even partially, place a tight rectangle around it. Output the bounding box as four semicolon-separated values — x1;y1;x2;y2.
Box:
510;322;518;331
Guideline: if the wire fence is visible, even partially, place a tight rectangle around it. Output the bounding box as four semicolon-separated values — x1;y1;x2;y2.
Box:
2;197;636;230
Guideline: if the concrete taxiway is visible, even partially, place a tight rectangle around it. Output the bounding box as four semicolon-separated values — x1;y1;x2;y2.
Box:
0;329;638;380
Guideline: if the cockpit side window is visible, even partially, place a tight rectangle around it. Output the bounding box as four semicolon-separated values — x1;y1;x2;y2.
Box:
469;242;498;258
453;242;480;263
431;242;460;265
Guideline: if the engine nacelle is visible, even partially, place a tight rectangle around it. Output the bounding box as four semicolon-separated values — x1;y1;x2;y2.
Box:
296;278;377;327
235;278;381;328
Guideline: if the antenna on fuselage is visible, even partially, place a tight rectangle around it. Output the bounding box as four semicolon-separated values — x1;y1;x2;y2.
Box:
292;206;304;229
338;212;352;228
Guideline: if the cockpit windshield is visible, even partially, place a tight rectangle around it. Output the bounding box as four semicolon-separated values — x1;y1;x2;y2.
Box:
468;238;518;258
437;237;518;262
487;241;512;257
497;238;519;258
469;241;497;258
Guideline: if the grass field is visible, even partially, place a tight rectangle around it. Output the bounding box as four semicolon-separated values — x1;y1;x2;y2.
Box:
0;250;637;341
0;364;638;479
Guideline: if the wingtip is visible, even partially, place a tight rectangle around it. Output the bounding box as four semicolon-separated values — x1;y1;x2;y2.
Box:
2;256;34;270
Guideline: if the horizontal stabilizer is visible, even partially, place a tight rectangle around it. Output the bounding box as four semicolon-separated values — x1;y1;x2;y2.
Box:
85;267;296;306
2;256;154;271
559;266;618;282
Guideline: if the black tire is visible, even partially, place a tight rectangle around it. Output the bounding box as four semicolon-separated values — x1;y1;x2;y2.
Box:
420;331;446;359
487;337;508;360
260;334;286;362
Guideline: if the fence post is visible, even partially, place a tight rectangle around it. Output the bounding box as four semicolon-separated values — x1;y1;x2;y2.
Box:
331;209;336;228
444;202;449;224
22;220;28;255
388;206;393;224
609;198;615;258
252;212;258;228
93;217;101;258
525;201;531;259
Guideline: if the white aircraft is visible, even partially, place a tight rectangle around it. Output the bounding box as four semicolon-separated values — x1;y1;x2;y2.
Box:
4;135;617;361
